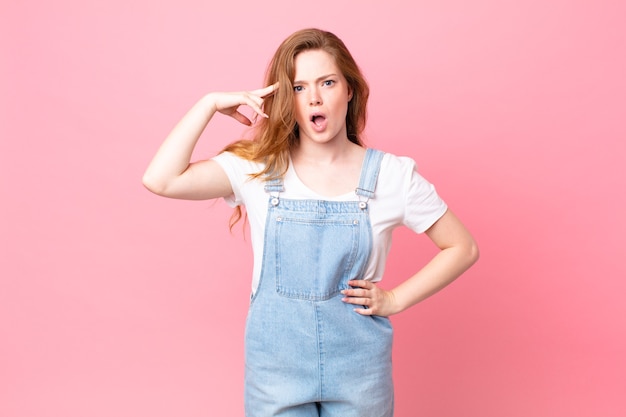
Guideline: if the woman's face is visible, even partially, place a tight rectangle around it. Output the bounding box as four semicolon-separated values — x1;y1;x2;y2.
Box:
292;49;352;146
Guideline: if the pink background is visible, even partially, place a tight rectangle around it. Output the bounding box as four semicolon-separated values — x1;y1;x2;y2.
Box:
2;1;625;416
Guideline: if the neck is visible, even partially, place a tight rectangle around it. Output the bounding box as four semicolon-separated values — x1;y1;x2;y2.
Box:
291;138;359;165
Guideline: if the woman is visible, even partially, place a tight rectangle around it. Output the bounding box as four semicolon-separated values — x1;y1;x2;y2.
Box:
143;28;478;417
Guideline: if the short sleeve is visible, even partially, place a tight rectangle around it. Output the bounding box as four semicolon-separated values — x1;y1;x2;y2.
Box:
212;151;263;208
402;159;448;233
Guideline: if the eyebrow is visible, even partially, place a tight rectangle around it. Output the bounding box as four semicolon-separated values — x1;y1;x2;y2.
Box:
293;74;338;85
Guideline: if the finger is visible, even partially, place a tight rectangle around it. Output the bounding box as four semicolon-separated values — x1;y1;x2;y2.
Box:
231;111;252;126
353;307;374;316
341;288;369;298
250;104;268;119
252;82;279;98
240;96;268;119
244;92;265;107
342;294;371;305
348;279;372;289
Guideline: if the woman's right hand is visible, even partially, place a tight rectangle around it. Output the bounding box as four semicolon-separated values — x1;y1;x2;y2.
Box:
142;82;280;200
209;82;279;126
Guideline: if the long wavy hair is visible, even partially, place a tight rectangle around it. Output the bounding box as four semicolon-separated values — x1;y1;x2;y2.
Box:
222;28;370;226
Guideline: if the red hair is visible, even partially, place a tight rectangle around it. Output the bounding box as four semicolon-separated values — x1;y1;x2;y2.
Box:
222;28;370;227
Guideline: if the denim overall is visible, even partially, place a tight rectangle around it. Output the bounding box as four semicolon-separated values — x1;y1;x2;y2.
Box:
244;149;394;417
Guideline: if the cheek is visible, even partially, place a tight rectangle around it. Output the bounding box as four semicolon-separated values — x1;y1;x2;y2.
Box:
332;94;350;116
294;97;308;121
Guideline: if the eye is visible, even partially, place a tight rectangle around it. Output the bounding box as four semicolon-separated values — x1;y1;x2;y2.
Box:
293;85;303;93
323;80;335;87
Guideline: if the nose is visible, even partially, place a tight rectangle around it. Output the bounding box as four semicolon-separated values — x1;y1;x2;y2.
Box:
308;88;322;106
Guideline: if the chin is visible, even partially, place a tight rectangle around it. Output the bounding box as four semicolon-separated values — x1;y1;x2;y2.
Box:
301;130;345;145
304;136;338;146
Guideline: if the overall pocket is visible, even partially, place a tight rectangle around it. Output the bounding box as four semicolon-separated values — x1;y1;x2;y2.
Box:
274;216;360;301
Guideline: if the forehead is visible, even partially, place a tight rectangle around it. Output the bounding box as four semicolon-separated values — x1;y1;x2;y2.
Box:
293;49;341;81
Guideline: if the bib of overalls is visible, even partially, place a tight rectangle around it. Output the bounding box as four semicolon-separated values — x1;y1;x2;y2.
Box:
244;149;394;417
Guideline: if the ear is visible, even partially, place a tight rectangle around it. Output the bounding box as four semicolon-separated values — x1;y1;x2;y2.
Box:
347;86;353;102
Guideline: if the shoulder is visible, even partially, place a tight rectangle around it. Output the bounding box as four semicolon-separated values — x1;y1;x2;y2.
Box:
374;149;444;206
211;151;267;200
212;151;267;185
209;152;269;208
374;150;420;185
381;151;417;169
212;151;264;173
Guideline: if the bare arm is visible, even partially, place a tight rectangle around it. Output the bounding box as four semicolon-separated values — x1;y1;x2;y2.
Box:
142;83;278;200
342;209;479;316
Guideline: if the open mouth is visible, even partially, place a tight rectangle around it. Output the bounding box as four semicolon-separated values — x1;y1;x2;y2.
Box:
310;113;327;129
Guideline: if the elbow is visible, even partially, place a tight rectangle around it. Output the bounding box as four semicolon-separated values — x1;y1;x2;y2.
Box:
466;239;480;267
471;242;480;264
142;172;167;196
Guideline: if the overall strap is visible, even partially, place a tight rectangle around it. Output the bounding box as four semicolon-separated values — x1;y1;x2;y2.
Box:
264;177;284;194
264;176;284;206
355;148;385;199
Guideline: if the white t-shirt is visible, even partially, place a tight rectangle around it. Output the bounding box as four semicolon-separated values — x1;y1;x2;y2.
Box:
213;151;448;294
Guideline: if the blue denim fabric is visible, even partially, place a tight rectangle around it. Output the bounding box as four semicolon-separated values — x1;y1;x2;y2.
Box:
245;149;394;417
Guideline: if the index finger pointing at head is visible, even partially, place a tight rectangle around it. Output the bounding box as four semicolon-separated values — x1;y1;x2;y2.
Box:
253;82;279;98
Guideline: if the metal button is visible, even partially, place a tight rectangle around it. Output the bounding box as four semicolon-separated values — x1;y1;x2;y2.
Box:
271;197;279;206
358;201;367;209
